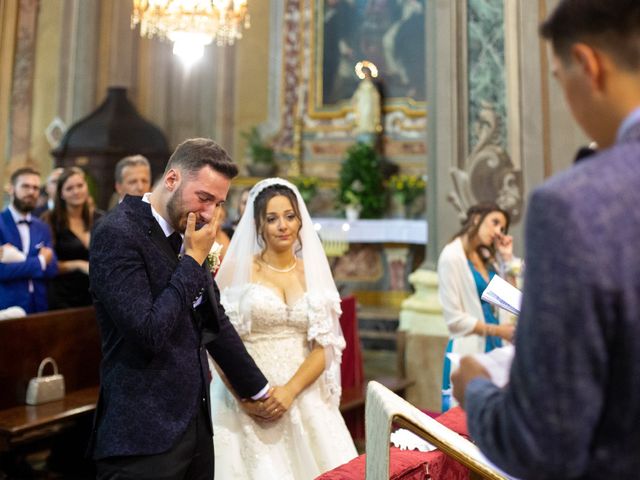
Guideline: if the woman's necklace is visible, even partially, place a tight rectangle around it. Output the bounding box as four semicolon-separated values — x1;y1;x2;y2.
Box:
262;257;297;273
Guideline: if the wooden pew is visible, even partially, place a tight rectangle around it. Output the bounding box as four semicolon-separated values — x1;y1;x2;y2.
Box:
0;304;410;461
0;306;101;453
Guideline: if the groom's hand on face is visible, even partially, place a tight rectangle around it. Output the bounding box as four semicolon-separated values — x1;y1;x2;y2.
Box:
184;207;223;265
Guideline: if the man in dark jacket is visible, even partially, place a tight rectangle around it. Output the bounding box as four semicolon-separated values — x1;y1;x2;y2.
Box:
90;138;278;479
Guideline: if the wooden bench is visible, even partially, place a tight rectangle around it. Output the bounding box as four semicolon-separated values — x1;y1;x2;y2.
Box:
0;302;410;467
0;306;101;453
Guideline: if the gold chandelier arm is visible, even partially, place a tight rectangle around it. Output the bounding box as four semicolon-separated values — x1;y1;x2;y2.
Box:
130;0;250;47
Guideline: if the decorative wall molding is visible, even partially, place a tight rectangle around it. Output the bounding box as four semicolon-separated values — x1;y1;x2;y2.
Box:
272;0;306;152
448;101;522;222
441;0;524;235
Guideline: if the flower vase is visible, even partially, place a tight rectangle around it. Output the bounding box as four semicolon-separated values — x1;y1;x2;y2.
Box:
390;193;407;218
345;205;361;221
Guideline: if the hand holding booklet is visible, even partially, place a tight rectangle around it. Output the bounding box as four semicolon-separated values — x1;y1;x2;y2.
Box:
481;274;522;315
446;345;514;388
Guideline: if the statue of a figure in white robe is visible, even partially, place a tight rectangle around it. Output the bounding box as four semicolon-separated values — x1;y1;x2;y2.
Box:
352;66;382;142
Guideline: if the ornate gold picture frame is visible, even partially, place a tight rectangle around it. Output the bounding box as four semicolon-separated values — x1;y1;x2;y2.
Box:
309;0;427;120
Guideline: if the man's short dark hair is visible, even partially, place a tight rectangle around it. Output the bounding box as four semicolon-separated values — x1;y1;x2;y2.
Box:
540;0;640;70
115;155;150;184
10;167;41;185
165;138;238;180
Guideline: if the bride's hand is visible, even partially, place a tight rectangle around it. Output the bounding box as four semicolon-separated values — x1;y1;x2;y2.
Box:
260;385;295;420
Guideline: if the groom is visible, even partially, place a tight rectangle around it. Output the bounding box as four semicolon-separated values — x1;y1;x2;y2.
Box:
89;138;274;479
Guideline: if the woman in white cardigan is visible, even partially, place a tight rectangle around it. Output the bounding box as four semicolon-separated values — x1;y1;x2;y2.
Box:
438;203;519;411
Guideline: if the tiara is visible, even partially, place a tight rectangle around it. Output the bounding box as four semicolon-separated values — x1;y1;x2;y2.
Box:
248;177;299;203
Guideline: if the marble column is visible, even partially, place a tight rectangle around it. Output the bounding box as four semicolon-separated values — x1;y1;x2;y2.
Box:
399;270;448;411
396;0;460;412
57;0;100;126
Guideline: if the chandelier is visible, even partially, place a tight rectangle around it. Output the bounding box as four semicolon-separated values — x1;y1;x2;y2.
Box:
131;0;251;63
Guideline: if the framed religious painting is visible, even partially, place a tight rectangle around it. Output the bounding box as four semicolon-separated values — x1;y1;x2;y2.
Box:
309;0;427;119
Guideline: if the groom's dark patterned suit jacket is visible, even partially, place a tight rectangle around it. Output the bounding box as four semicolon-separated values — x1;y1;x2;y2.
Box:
88;195;267;459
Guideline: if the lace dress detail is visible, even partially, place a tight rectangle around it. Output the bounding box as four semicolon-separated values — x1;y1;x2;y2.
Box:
210;283;358;479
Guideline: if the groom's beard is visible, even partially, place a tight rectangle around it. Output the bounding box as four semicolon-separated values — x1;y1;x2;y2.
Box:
166;185;187;233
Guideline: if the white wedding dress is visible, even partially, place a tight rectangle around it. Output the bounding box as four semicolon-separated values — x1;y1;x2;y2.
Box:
210;283;358;479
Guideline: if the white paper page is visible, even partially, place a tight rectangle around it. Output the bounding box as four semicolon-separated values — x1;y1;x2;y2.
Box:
446;352;461;370
448;347;514;388
481;275;522;315
472;345;515;388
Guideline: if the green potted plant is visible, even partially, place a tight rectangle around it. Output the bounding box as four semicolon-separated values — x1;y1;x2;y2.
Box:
338;142;385;219
241;126;277;177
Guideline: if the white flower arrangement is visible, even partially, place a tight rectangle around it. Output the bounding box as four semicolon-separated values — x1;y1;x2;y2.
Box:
206;242;223;273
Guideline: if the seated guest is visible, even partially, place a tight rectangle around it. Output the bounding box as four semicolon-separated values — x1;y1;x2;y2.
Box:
33;167;63;217
438;203;518;411
0;167;58;313
43;167;103;309
114;154;152;202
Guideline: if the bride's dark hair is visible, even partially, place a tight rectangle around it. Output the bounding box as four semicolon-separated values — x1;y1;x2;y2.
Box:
253;184;303;259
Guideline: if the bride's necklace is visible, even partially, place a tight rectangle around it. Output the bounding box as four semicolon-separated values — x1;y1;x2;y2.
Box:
263;257;297;273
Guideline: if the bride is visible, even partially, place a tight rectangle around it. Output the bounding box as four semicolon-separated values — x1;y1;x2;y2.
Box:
210;178;358;479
